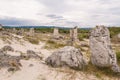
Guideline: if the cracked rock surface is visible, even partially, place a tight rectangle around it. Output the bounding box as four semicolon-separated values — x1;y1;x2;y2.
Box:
90;25;120;72
45;46;87;70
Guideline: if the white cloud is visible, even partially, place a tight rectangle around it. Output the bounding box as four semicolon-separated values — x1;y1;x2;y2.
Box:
0;0;120;27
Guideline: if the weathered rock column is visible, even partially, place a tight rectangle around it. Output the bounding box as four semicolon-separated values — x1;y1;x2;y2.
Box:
73;26;78;41
53;28;59;36
53;28;60;39
13;28;17;33
29;28;35;36
70;26;79;42
21;28;24;34
90;25;120;72
70;29;74;41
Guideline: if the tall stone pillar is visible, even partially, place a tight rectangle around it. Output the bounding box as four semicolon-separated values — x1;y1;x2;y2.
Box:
90;25;120;73
13;28;16;33
70;26;79;42
53;28;59;36
73;26;78;41
21;28;24;34
29;28;34;34
70;29;74;41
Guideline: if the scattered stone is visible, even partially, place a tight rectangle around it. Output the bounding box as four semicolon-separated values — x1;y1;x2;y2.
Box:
1;45;14;52
21;50;42;60
0;51;21;71
8;67;19;72
90;25;120;72
45;46;87;70
29;64;34;67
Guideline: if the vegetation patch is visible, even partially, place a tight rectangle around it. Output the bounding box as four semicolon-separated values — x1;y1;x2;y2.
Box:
84;62;120;79
116;51;120;62
25;37;39;44
44;40;66;49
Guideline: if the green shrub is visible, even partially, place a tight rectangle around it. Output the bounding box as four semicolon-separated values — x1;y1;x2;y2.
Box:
108;27;120;38
116;51;120;61
78;33;88;41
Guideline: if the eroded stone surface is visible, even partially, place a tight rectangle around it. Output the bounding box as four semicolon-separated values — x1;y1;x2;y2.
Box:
90;25;120;72
0;49;21;71
70;26;79;42
45;46;87;70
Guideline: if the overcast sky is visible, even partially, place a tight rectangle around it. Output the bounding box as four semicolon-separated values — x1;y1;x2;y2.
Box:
0;0;120;27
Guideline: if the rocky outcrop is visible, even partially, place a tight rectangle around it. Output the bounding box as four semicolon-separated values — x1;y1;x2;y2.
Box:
45;46;87;70
90;25;120;72
0;50;21;71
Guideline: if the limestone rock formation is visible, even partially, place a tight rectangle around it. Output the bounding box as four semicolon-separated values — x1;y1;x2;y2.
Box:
53;28;64;40
28;28;35;36
69;26;79;46
70;26;79;42
45;46;87;70
90;25;120;72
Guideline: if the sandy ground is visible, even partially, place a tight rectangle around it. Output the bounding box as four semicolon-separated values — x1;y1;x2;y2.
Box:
0;34;118;80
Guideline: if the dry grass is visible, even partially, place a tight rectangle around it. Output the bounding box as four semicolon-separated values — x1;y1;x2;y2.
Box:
44;40;66;49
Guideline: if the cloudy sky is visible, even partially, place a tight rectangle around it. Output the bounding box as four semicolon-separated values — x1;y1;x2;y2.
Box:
0;0;120;27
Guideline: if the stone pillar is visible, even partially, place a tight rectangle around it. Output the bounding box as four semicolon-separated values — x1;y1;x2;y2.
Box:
29;28;34;34
70;26;79;42
73;26;78;41
21;28;24;33
53;28;59;36
90;25;120;73
13;28;16;33
70;29;74;41
70;29;72;38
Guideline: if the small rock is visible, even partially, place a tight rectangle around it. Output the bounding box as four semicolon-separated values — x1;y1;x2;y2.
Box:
2;45;14;52
29;64;34;67
26;50;42;60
